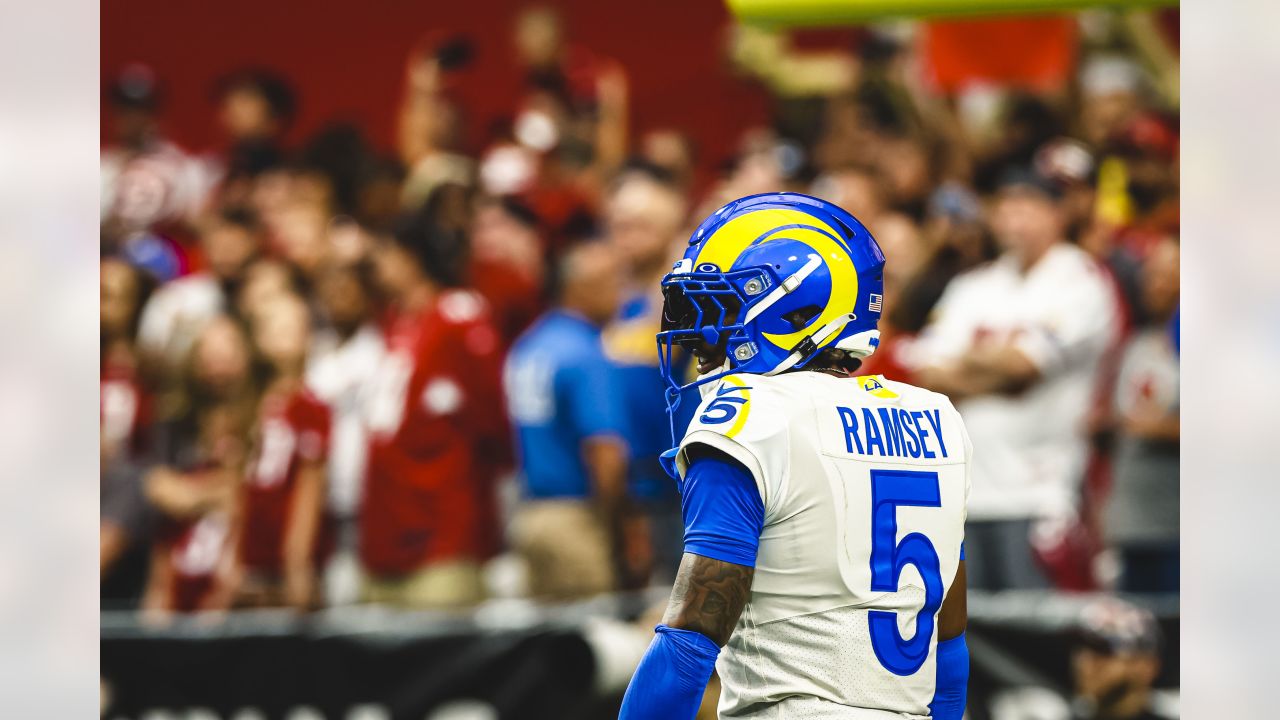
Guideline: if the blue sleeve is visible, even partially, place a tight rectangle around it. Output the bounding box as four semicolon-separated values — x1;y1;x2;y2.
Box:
681;454;764;567
928;633;969;720
619;624;720;720
562;353;626;440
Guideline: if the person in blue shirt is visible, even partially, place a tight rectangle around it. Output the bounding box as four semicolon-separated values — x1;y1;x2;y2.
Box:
602;167;696;584
504;241;634;600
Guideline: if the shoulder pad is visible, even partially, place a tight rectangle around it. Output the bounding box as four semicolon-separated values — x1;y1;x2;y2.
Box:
677;374;788;516
686;375;766;439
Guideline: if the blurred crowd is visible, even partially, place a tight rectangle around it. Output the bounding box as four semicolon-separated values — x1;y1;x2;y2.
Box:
101;7;1179;620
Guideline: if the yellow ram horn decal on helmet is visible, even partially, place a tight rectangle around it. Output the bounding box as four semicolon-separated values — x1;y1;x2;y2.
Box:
694;208;858;351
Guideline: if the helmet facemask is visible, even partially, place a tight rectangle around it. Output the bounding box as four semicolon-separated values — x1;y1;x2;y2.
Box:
657;265;781;397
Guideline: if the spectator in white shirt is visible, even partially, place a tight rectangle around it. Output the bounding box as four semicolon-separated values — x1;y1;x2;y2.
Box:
910;168;1121;590
306;263;384;604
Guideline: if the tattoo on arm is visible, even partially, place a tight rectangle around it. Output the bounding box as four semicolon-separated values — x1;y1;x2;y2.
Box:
661;552;754;646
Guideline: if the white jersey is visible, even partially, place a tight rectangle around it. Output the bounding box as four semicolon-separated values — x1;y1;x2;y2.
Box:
674;371;971;719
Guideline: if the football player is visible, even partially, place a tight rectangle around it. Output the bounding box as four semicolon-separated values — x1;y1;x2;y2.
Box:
620;193;971;719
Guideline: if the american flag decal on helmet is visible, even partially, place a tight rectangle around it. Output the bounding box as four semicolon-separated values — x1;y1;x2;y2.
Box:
868;293;883;313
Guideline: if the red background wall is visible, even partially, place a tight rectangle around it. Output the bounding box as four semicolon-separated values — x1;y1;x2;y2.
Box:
102;0;772;169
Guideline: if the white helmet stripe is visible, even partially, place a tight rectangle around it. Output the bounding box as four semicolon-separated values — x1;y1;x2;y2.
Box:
742;253;822;325
761;313;853;377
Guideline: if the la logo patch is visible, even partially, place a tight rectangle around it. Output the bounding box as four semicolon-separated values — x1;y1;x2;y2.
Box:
856;375;899;399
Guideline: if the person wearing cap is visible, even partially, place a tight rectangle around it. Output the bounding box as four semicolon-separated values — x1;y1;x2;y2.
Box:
1071;598;1173;719
909;167;1122;591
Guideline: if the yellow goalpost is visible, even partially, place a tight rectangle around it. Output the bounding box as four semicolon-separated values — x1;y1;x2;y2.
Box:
726;0;1178;26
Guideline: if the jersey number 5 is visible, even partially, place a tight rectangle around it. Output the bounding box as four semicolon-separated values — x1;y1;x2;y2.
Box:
868;469;943;676
698;384;750;425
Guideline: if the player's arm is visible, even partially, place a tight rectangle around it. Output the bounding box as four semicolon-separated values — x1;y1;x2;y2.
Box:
930;558;969;720
663;551;754;646
931;414;972;720
619;447;762;720
939;558;967;641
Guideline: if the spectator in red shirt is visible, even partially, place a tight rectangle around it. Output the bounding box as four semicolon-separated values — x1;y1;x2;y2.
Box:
141;316;255;620
360;210;507;608
239;293;332;610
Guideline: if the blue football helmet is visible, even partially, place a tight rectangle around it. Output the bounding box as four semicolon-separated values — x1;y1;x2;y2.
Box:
657;192;886;407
